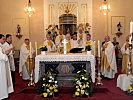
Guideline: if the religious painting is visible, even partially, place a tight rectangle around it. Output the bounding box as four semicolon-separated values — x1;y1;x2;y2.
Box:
111;16;125;37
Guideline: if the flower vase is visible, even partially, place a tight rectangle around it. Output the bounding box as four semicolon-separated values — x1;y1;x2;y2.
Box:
87;51;91;55
41;51;46;55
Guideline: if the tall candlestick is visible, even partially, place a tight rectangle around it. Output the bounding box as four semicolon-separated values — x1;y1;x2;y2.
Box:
98;40;100;57
94;41;96;56
30;42;32;58
35;42;37;57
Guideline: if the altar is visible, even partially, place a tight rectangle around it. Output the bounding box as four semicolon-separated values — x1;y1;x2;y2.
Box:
34;53;95;86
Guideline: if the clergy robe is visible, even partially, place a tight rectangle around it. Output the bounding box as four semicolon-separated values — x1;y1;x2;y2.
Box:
71;40;79;48
66;39;74;53
0;44;14;100
121;42;133;74
2;42;15;85
77;39;84;48
55;34;65;46
43;40;56;52
77;33;86;42
19;43;34;80
101;41;117;79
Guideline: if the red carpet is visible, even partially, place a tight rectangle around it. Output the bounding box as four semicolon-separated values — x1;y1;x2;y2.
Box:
8;68;133;100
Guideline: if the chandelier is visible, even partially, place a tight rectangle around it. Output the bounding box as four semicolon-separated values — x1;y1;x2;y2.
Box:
24;0;35;17
100;0;110;15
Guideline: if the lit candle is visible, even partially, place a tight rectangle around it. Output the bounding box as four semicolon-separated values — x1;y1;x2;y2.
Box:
35;42;37;57
130;21;133;34
98;40;100;57
30;42;32;58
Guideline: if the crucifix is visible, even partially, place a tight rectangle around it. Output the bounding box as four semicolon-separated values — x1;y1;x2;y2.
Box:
62;38;68;54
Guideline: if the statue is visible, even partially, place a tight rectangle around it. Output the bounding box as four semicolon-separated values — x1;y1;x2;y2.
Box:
17;24;21;35
116;22;123;38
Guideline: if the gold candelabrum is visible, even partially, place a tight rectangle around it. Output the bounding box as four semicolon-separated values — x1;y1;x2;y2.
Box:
127;43;132;75
96;57;103;86
28;58;35;86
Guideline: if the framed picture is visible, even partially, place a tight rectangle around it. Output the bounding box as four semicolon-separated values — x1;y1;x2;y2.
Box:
111;16;125;37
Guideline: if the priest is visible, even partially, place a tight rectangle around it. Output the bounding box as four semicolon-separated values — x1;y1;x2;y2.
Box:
2;34;15;85
121;35;133;74
65;33;73;53
0;34;14;99
19;39;34;80
44;34;56;52
71;32;79;48
55;30;65;46
101;36;117;79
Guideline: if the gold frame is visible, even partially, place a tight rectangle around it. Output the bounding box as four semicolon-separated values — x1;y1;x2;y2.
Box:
111;16;126;35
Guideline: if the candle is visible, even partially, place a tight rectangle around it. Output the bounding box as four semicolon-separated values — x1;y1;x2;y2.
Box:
30;42;32;58
35;42;37;57
98;40;100;57
130;21;133;34
129;35;132;44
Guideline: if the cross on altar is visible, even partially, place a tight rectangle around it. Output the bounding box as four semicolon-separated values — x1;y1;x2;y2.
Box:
62;38;68;54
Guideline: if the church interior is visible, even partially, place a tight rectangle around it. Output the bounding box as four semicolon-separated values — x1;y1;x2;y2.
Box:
0;0;133;100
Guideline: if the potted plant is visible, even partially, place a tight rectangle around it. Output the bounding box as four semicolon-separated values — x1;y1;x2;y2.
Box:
85;42;92;55
39;44;47;55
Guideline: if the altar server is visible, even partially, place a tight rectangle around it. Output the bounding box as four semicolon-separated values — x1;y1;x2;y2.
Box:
71;32;79;48
19;39;34;80
44;34;56;52
101;36;117;79
121;35;133;74
2;34;15;85
0;34;14;99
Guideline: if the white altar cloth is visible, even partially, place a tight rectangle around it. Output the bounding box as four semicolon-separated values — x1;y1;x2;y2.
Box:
34;53;95;83
117;74;133;91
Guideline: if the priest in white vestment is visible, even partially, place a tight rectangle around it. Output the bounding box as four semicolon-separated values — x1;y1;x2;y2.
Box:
101;36;117;79
65;34;74;53
121;36;133;74
2;34;15;84
0;34;14;100
55;30;65;46
84;34;95;55
19;39;34;80
77;28;86;42
44;34;56;52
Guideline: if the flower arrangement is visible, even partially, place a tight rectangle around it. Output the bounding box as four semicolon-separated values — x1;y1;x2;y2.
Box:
126;79;133;96
38;71;58;98
85;42;92;51
73;66;92;97
39;44;47;51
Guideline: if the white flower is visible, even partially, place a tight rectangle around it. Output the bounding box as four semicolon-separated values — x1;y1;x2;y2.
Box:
43;84;45;86
77;88;80;92
86;85;89;87
55;84;58;88
81;90;85;92
85;78;87;80
82;77;85;79
55;81;57;84
47;89;50;93
79;85;82;87
49;80;52;82
49;76;52;79
43;78;45;80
